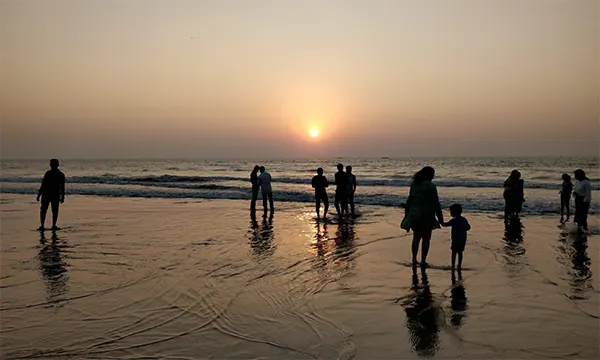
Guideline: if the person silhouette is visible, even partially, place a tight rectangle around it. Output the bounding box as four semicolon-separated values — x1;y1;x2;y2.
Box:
257;166;274;216
559;173;573;222
333;164;348;217
37;159;65;231
503;170;524;220
573;169;592;233
249;165;260;213
312;168;329;219
402;166;443;268
346;165;357;216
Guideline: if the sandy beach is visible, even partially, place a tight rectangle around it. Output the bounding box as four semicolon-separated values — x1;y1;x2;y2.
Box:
1;194;598;359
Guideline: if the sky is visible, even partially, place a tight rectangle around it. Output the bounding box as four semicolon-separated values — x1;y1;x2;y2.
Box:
1;0;598;159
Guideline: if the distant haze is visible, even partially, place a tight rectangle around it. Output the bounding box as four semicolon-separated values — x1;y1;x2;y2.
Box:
1;0;598;159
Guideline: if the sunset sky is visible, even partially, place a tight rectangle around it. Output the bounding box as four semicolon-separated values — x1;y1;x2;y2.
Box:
1;0;598;159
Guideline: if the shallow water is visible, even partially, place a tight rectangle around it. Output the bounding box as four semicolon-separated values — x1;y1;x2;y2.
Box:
1;195;598;359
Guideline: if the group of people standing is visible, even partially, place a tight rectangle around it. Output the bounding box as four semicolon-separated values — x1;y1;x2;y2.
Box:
250;165;274;216
400;166;593;270
311;164;357;219
249;163;358;219
502;168;593;232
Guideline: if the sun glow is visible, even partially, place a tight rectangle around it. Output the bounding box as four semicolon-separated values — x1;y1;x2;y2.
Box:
309;128;320;138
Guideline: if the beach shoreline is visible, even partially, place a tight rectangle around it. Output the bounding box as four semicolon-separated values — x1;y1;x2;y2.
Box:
1;194;598;359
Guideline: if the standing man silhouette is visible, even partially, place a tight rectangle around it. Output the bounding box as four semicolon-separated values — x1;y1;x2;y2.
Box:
333;163;348;217
312;168;329;219
37;159;65;230
257;166;274;216
346;165;357;216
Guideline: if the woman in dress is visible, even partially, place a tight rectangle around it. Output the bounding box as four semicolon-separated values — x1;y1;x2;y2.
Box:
403;166;444;268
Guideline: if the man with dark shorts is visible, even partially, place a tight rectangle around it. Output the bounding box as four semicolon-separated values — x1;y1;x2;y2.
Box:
312;168;329;219
333;163;348;217
37;159;65;231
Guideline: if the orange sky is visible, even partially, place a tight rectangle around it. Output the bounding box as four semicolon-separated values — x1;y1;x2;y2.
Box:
1;0;598;158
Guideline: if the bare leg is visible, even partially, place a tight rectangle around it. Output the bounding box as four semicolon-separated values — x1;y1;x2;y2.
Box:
566;202;570;220
560;202;564;219
411;231;421;265
421;228;432;266
334;196;341;216
323;198;329;218
451;250;457;269
40;202;49;229
316;200;320;218
457;251;463;270
51;201;59;229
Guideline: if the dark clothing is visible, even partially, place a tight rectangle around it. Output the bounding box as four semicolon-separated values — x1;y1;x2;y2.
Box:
250;171;260;212
312;175;329;193
448;216;471;252
316;191;329;206
574;197;590;230
504;178;524;216
334;171;348;194
250;171;259;187
250;187;259;212
561;181;573;198
39;169;65;199
41;198;60;216
560;181;573;209
312;175;329;206
262;192;274;214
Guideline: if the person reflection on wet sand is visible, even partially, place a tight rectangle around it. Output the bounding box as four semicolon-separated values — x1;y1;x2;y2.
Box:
502;217;526;277
557;229;593;301
313;221;329;257
38;231;69;303
503;217;525;253
403;267;440;357
450;270;468;329
333;219;357;263
249;213;275;257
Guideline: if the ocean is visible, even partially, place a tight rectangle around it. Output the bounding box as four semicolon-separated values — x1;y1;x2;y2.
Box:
1;157;598;214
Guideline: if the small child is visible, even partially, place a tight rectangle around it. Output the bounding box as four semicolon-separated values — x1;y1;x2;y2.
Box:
441;204;471;270
559;173;573;221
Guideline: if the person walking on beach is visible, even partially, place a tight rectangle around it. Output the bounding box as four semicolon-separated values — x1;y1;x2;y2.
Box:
573;169;592;233
312;168;329;219
346;165;357;216
257;166;274;215
559;173;573;222
402;166;443;268
37;159;65;231
441;204;470;270
250;165;260;213
333;163;348;217
503;170;524;220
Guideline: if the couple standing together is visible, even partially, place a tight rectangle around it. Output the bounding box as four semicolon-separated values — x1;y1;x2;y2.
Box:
250;166;274;216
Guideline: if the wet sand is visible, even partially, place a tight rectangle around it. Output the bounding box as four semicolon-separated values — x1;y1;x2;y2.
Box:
1;194;598;359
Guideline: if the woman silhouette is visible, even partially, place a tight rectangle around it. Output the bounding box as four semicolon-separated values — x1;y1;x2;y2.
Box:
402;166;444;267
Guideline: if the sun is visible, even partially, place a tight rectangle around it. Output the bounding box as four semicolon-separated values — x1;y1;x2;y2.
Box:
309;128;320;138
